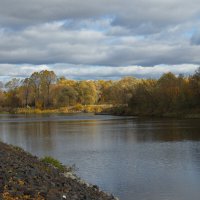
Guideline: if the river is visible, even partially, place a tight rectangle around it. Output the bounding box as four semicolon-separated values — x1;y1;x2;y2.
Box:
0;113;200;200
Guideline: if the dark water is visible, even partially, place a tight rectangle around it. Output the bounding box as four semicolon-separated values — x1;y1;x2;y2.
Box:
0;113;200;200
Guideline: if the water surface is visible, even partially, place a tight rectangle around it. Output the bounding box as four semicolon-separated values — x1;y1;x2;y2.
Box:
0;113;200;200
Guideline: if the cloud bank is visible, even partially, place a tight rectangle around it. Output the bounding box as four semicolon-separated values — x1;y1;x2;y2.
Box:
0;64;198;82
0;0;200;80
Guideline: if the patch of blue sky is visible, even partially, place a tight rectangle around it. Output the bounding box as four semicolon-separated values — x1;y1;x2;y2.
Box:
183;27;197;38
58;19;73;29
61;15;115;32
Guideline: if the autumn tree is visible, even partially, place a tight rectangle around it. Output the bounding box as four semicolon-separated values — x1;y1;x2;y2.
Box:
129;79;157;113
30;72;41;108
40;70;57;107
0;82;5;107
52;78;78;107
156;72;180;112
95;80;113;104
189;67;200;107
19;78;32;107
77;81;97;105
5;78;21;108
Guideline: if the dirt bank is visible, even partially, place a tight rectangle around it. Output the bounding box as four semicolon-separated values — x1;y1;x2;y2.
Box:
0;142;118;200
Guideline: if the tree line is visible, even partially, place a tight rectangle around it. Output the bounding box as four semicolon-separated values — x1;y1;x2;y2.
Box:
128;68;200;115
0;68;200;115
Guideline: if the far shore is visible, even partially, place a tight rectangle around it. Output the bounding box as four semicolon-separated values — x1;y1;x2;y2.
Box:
0;104;200;119
0;104;113;114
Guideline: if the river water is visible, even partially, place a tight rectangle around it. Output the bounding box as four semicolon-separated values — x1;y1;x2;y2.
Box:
0;113;200;200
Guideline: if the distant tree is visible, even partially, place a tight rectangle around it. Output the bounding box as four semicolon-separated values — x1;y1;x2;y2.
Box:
30;72;41;108
156;72;179;111
57;86;78;106
189;67;200;107
129;79;157;113
5;78;21;108
0;81;4;90
77;81;97;105
20;78;32;107
40;70;57;107
5;78;21;91
95;80;114;104
0;82;5;107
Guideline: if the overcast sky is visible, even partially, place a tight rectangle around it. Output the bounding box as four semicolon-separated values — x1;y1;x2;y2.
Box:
0;0;200;81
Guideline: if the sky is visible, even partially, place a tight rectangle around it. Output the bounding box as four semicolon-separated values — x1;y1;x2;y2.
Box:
0;0;200;81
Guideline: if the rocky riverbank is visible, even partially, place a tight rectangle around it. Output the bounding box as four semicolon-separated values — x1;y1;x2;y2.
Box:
0;142;118;200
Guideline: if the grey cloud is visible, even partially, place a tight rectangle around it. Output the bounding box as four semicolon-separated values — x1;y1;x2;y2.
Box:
191;32;200;45
0;0;200;75
1;0;200;34
0;22;200;66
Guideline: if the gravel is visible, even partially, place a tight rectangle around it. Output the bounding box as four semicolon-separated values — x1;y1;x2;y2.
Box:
0;142;119;200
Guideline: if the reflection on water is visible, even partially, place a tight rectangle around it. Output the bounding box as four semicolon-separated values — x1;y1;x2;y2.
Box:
0;113;200;200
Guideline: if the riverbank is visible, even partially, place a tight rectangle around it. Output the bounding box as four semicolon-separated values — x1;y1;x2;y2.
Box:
1;103;200;119
98;105;200;119
0;105;113;115
0;142;118;200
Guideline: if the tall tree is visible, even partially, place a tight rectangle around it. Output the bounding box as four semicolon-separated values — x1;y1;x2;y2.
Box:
40;70;57;107
30;72;41;108
21;78;31;107
5;78;21;108
189;67;200;107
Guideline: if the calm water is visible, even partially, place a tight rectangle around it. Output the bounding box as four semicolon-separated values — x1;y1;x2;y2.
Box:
0;113;200;200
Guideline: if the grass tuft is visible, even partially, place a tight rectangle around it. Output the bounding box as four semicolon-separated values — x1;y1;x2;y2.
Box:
41;156;67;172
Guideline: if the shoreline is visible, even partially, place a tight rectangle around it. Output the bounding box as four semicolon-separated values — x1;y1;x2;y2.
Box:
0;104;200;119
0;141;119;200
0;105;113;115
